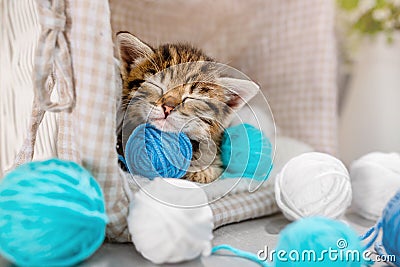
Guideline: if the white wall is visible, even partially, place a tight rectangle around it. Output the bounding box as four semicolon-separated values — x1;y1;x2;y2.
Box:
339;35;400;165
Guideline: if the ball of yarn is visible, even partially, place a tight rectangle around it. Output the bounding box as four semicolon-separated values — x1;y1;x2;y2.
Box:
128;178;213;264
275;217;365;267
350;152;400;221
0;159;108;267
275;152;352;221
124;123;192;179
221;123;273;181
380;190;400;265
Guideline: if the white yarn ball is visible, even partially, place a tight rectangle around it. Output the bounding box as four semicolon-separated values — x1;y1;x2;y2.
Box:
350;152;400;221
275;152;352;221
128;178;214;264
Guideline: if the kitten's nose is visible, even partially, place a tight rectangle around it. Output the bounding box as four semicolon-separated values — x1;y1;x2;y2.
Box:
162;104;174;117
161;96;179;118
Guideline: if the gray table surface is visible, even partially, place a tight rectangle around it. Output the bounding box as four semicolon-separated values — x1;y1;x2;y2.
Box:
0;212;392;266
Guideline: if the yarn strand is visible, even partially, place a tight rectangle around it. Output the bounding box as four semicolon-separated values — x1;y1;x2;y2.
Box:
359;219;382;250
211;244;270;267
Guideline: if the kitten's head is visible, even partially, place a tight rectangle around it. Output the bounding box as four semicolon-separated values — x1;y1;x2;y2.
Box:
116;32;259;143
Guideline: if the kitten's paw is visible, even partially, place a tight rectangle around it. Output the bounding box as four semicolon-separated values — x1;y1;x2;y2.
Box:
184;167;222;184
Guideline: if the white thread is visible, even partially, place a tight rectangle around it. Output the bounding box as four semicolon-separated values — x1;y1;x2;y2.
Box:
350;152;400;221
275;152;352;221
128;178;214;264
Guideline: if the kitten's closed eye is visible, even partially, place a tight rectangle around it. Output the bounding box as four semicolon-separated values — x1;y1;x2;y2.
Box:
182;96;196;103
141;81;164;95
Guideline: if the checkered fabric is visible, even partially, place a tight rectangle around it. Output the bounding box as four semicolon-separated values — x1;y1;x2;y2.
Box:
110;0;338;155
12;0;337;242
14;0;130;241
210;183;279;228
60;0;130;241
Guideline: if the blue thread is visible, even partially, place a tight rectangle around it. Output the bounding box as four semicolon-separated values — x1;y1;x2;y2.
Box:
124;123;192;179
220;123;273;181
360;191;400;266
374;242;386;260
359;219;382;250
212;244;270;267
380;190;400;265
0;159;108;267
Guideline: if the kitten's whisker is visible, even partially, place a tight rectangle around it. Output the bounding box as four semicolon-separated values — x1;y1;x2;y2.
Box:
156;51;164;73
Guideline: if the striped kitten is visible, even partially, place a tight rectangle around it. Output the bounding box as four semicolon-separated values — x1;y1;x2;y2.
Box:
116;32;258;183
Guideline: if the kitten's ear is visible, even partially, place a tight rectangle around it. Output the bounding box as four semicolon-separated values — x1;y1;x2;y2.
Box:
217;77;259;111
116;32;154;76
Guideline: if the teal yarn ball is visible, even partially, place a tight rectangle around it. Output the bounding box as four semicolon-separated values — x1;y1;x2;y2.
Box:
220;123;273;181
275;217;365;267
124;123;192;179
0;159;108;267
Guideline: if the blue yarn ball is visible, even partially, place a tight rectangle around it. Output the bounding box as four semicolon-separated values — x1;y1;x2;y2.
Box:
275;217;365;267
0;159;108;267
381;190;400;266
220;123;273;181
124;124;192;179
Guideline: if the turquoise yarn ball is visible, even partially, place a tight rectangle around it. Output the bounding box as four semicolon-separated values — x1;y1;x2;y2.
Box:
0;159;108;267
125;123;192;179
380;190;400;266
275;217;365;267
221;123;273;181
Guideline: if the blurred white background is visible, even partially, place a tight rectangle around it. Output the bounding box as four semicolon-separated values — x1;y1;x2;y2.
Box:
337;0;400;165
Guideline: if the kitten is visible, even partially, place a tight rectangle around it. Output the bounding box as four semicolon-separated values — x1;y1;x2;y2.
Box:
116;32;258;183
